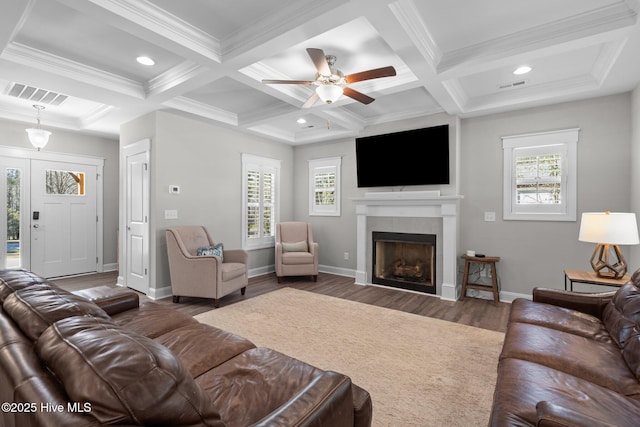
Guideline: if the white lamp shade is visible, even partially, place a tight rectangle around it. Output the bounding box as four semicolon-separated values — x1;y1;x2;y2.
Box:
579;212;640;245
316;85;343;104
26;128;51;149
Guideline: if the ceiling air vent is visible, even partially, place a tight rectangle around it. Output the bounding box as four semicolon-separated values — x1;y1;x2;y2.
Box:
6;83;68;106
498;80;527;90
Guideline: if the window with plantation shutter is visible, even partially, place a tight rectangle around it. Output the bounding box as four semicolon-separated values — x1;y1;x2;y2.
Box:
242;154;280;249
309;157;341;216
503;128;578;221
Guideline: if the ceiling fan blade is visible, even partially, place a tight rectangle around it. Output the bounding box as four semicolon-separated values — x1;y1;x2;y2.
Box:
306;48;331;76
302;91;320;108
343;87;374;104
345;66;396;84
262;79;314;85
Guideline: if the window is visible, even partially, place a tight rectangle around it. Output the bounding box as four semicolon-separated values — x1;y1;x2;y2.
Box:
242;154;280;249
502;128;578;221
309;157;341;216
45;169;86;195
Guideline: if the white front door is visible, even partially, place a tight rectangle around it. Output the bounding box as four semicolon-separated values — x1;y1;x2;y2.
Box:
124;142;149;294
30;160;97;278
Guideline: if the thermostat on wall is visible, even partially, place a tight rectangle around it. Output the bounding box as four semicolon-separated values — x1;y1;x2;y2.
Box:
169;185;180;194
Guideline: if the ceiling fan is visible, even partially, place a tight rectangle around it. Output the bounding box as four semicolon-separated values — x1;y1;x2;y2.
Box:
262;48;396;108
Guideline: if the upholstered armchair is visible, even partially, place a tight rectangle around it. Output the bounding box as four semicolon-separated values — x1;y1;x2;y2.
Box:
166;226;248;308
275;222;319;282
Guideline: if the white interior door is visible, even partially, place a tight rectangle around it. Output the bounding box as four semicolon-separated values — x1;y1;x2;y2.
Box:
124;143;149;294
30;160;97;278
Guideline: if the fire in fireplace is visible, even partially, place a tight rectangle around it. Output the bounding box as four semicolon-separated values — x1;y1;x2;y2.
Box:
372;232;436;294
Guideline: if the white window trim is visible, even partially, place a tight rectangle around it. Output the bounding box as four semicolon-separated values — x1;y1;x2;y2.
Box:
502;128;579;221
308;157;341;217
242;153;281;250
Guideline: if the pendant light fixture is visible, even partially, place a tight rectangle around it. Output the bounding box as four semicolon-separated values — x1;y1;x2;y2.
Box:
26;104;51;151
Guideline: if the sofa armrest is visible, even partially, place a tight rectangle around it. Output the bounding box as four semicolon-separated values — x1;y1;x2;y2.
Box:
73;286;140;316
536;401;630;427
252;371;354;427
532;287;615;319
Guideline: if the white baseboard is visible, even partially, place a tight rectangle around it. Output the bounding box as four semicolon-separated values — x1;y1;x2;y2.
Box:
463;288;531;303
248;265;274;278
319;265;355;278
102;263;118;272
148;285;172;301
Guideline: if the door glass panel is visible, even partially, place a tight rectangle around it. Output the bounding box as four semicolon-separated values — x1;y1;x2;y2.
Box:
6;168;21;268
45;170;85;195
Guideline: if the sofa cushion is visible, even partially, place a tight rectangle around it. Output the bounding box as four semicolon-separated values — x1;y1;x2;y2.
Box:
110;301;199;338
3;284;110;341
155;322;256;378
509;298;611;343
500;322;640;398
0;269;49;302
196;347;346;426
37;315;224;426
603;283;640;348
490;358;640;427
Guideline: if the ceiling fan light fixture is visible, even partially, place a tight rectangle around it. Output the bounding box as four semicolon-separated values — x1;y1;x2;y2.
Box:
316;84;343;104
25;104;51;151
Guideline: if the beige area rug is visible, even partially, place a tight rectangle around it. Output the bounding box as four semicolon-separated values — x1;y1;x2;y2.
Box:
195;288;504;427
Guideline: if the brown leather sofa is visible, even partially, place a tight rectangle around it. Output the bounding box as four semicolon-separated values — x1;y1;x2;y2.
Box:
489;270;640;426
0;269;372;427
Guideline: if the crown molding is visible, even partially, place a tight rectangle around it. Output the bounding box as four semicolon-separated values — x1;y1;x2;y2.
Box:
163;96;238;126
438;1;637;74
464;75;598;114
146;61;207;97
81;0;221;62
389;0;442;69
2;42;144;99
221;0;346;60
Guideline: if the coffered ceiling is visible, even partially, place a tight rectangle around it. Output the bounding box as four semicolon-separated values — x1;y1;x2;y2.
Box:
1;0;639;144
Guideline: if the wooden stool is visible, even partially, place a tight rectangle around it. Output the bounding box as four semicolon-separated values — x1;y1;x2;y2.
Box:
460;255;500;305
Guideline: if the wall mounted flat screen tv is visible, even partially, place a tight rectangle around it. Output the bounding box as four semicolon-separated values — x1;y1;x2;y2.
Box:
355;124;450;188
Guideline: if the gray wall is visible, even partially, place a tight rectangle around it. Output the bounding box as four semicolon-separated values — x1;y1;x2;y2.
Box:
293;94;633;296
0;117;119;268
292;113;459;273
120;111;294;294
459;93;631;295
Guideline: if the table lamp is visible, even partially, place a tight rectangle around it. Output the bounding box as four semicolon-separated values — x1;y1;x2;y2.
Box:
578;211;639;279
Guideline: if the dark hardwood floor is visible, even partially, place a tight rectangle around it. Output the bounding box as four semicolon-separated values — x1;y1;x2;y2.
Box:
52;271;511;333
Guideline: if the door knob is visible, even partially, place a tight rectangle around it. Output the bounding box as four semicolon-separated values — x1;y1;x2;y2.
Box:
33;224;39;228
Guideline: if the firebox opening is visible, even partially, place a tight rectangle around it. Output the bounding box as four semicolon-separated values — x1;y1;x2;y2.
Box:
372;232;436;294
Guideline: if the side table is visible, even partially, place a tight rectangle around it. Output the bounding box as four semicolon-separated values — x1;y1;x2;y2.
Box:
564;269;630;292
460;255;500;305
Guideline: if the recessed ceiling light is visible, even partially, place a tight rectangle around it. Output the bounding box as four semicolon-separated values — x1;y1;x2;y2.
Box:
136;56;155;66
513;65;532;75
296;118;307;124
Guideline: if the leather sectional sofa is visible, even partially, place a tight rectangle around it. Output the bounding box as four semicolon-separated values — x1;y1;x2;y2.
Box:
0;269;372;427
490;270;640;426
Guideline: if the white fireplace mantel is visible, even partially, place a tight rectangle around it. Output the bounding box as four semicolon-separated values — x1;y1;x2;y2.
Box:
352;191;463;301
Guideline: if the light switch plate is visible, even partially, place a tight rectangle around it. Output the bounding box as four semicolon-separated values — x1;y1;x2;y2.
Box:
165;209;178;219
484;211;496;222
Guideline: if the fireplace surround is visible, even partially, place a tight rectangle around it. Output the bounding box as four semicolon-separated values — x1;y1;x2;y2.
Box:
353;191;463;300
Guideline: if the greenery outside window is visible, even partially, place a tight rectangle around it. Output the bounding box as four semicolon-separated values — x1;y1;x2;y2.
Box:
242;153;280;249
309;157;341;216
502;128;578;221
